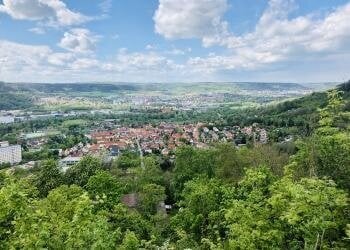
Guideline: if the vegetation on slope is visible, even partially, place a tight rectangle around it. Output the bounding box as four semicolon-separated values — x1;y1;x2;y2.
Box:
0;93;33;110
0;82;138;94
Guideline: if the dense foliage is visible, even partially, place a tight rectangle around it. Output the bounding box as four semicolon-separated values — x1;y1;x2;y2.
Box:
0;87;349;249
0;93;33;110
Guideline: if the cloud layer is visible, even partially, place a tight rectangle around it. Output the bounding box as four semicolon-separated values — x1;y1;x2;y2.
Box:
154;0;228;40
0;0;349;82
58;29;99;54
0;0;90;26
177;0;350;75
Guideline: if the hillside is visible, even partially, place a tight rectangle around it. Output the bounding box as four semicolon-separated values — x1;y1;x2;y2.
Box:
0;81;316;95
253;81;350;136
0;93;33;110
0;81;317;112
235;82;310;91
192;81;350;140
0;82;138;93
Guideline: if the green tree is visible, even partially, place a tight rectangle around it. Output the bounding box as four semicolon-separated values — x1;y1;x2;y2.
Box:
238;144;289;177
119;231;140;250
34;159;64;197
0;175;37;244
171;177;230;245
139;184;166;215
318;90;348;129
65;156;102;187
9;185;116;249
108;204;153;242
269;177;349;249
136;156;164;187
225;167;281;250
214;143;245;182
225;168;349;249
313;131;350;190
172;146;216;200
290;90;350;190
86;170;124;210
116;151;141;170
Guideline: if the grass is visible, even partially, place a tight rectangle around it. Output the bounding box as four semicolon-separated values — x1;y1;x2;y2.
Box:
62;119;88;127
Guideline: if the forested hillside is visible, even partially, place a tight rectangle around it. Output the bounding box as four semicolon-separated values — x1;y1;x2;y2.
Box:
0;82;138;93
187;81;350;142
0;93;33;110
0;86;349;249
236;82;310;91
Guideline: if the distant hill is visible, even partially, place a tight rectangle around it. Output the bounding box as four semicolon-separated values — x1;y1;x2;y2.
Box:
263;81;349;116
26;83;138;93
0;81;344;111
0;93;33;110
0;82;15;92
240;81;350;137
0;81;324;94
339;80;350;92
298;82;340;91
0;82;138;94
235;82;310;91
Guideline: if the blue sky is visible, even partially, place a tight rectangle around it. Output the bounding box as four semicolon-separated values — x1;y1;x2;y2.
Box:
0;0;349;83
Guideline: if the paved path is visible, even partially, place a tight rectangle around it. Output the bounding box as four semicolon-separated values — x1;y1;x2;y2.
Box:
136;138;144;169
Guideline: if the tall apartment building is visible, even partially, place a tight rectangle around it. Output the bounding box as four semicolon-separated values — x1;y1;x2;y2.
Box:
0;116;15;124
0;141;22;165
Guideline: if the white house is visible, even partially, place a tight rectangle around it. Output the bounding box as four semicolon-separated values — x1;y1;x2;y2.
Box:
59;156;81;172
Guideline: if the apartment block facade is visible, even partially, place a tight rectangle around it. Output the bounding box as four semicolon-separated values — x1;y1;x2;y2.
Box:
0;142;22;165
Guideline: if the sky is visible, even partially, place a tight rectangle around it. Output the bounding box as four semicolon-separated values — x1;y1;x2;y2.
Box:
0;0;349;83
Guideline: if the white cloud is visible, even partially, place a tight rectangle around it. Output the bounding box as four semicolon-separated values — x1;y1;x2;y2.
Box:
0;39;186;82
28;27;45;34
154;0;228;40
115;49;179;72
0;40;61;81
145;45;190;55
146;44;156;50
71;58;100;70
58;29;99;54
0;0;90;26
186;0;350;74
165;48;188;56
99;0;112;13
0;40;50;68
1;0;350;83
0;37;348;83
0;40;101;78
0;0;53;20
152;0;350;76
47;52;74;66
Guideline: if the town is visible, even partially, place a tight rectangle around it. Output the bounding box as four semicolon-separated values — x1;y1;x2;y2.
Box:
0;121;268;170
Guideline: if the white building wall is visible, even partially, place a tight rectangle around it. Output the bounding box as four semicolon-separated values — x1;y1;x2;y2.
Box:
0;116;15;124
0;145;22;164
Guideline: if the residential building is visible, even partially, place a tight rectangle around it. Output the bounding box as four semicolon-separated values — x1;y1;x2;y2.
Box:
59;156;81;172
0;141;22;165
0;141;9;147
0;116;15;124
